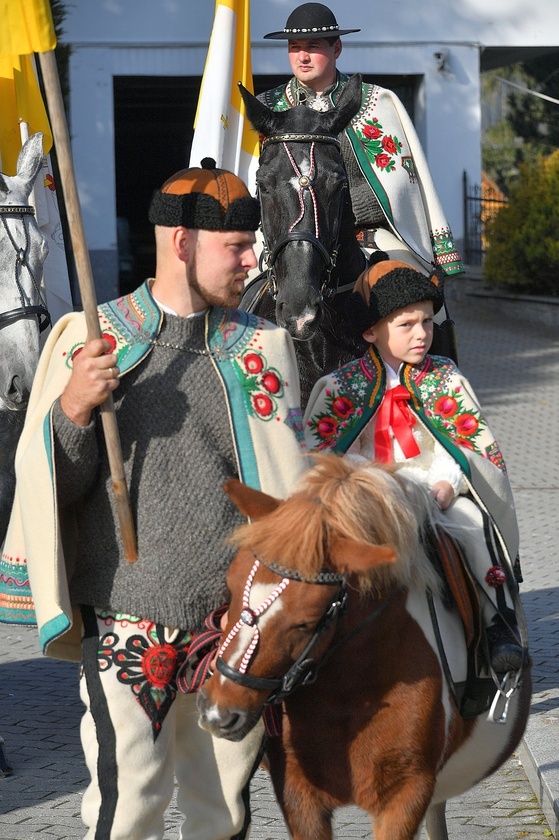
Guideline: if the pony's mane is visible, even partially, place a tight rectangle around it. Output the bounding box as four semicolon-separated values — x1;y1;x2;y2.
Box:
232;454;442;595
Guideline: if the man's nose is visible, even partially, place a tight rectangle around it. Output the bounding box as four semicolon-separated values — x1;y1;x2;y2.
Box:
244;247;258;270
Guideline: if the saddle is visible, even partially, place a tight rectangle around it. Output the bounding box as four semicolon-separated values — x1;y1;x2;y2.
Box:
423;524;497;718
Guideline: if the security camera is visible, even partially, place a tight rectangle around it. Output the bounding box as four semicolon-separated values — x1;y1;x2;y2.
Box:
433;49;449;72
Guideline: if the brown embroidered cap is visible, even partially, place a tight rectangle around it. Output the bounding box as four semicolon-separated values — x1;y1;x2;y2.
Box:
148;158;260;231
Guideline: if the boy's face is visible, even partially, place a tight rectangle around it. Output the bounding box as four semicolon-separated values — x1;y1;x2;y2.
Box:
363;301;434;370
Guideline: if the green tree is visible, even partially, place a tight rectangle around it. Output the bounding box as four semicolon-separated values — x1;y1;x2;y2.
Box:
484;149;559;296
482;58;559;194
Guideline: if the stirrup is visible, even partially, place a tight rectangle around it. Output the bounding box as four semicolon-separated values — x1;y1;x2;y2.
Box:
487;670;521;725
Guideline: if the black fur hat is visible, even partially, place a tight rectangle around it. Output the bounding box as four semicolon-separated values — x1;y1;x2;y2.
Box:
346;251;444;335
148;158;260;231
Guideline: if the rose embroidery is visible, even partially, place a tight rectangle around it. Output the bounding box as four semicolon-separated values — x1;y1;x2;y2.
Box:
434;395;458;418
235;350;285;421
244;353;264;374
429;387;486;452
331;395;354;419
356;117;403;173
307;388;359;449
455;413;479;437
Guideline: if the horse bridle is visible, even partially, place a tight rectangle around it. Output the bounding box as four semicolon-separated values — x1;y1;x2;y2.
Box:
258;132;348;303
216;555;348;705
0;204;51;332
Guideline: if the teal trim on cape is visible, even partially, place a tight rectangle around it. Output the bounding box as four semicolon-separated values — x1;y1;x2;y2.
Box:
39;612;72;653
207;307;260;490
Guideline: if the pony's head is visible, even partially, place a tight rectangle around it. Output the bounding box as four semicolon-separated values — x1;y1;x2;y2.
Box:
240;75;364;339
197;454;441;740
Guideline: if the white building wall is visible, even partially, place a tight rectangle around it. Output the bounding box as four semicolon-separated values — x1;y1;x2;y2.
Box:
62;0;559;298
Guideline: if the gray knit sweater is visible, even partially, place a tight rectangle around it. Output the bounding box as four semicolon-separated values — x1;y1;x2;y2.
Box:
52;311;245;632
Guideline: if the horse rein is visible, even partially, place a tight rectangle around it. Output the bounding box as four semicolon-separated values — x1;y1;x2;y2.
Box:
216;555;347;704
258;132;348;303
0;204;51;332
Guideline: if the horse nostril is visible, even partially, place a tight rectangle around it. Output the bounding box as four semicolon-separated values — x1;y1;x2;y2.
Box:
8;376;29;408
221;711;242;731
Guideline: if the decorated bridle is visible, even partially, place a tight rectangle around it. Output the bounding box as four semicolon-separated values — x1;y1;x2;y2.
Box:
258;132;348;303
216;555;347;705
0;204;51;332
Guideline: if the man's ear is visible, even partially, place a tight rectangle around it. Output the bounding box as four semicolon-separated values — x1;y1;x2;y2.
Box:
334;38;342;60
173;226;192;262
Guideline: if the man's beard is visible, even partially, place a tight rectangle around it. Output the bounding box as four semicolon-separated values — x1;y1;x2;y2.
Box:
188;250;244;309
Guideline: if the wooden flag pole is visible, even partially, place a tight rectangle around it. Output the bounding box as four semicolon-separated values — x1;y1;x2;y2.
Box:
37;49;137;563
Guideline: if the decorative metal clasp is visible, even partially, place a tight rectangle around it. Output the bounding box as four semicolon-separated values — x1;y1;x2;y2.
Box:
240;608;256;627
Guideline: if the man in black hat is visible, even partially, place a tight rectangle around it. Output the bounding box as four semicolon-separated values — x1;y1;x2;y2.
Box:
259;3;464;278
6;159;308;839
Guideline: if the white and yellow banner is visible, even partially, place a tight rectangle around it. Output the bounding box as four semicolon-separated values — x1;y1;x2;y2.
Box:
189;0;259;195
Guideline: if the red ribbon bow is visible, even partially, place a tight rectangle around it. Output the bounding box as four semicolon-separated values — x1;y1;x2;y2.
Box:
374;385;421;463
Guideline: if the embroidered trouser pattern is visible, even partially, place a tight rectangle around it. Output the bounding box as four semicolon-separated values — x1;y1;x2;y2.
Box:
79;606;265;840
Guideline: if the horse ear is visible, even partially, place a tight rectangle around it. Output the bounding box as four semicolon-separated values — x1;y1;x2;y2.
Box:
15;133;44;190
223;478;280;519
238;83;284;137
321;74;363;138
330;534;397;574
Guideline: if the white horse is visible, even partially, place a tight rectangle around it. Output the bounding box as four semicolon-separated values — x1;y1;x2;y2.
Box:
0;133;50;543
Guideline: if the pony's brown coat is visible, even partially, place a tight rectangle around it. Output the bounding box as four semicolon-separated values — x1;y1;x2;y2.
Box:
200;455;532;840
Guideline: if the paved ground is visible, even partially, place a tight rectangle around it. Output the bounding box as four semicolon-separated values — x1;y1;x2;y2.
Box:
0;285;557;838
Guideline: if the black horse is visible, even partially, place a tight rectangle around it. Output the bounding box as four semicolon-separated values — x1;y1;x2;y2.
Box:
239;75;368;407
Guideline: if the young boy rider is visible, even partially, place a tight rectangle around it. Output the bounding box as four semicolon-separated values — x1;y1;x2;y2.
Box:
303;253;524;675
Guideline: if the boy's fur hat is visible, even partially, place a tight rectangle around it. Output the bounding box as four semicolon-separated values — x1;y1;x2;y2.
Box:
347;251;444;334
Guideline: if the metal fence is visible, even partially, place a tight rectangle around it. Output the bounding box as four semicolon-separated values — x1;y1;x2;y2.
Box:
463;170;509;265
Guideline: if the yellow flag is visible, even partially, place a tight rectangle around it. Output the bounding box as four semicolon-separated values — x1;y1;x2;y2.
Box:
0;53;53;174
189;0;259;194
0;0;57;56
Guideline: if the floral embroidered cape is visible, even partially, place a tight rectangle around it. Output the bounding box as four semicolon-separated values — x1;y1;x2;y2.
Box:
0;281;308;659
303;346;519;571
258;72;463;276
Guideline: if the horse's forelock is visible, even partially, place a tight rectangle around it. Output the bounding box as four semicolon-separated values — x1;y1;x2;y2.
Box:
230;492;328;578
299;456;441;594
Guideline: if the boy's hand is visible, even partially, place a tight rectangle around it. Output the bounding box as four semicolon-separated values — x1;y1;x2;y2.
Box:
60;338;120;427
430;480;454;510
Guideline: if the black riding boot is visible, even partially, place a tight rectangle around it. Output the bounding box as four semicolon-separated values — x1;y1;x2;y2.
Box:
485;607;523;674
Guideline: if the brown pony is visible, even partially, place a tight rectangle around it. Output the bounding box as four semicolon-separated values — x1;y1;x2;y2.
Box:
197;455;531;840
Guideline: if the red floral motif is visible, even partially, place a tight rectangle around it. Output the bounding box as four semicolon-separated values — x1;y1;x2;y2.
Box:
455;413;479;437
363;122;382;140
44;173;56;191
261;371;281;394
102;332;117;353
434;395;458;418
238;350;284;421
375;153;391;169
253;393;273;417
381;135;398;154
71;345;83;361
141;643;179;689
455;436;475;450
244;352;264;374
331;396;354;419
316;416;339;438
